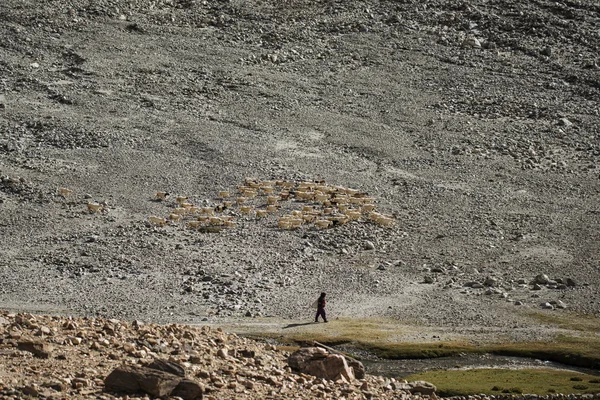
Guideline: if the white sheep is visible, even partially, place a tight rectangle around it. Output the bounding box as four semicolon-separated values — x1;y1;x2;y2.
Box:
149;216;166;226
155;191;169;201
59;187;73;197
87;202;104;213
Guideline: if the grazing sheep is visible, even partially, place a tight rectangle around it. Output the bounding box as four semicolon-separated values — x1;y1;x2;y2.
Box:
181;202;194;209
218;191;230;198
149;216;167;226
175;196;188;205
209;217;224;225
201;207;215;216
262;186;275;194
173;207;187;215
315;193;329;203
169;213;182;221
362;204;376;212
240;206;253;214
236;197;247;204
223;201;234;208
266;204;278;213
256;209;268;218
347;211;362;221
315;219;332;229
302;214;316;223
277;217;292;229
224;220;236;228
59;187;73;197
188;220;202;229
87;202;104;213
266;195;279;205
155;191;169;201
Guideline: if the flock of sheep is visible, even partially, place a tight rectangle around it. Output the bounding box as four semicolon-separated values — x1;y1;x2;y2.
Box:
148;178;395;231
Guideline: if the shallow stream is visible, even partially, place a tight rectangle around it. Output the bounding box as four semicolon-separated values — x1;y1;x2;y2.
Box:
358;353;600;379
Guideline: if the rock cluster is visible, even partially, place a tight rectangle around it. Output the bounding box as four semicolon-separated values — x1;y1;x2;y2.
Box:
0;311;437;399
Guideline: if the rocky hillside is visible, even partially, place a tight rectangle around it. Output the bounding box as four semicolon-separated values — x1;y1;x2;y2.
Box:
0;311;438;399
0;0;599;381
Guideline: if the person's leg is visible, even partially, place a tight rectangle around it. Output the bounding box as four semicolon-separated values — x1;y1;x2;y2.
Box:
315;310;320;322
322;309;328;323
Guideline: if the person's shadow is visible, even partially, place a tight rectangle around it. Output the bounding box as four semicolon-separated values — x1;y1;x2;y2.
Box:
283;322;314;329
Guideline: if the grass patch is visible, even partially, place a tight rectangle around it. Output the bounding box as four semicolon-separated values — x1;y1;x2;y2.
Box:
527;311;600;332
357;341;476;359
405;369;600;397
488;335;600;369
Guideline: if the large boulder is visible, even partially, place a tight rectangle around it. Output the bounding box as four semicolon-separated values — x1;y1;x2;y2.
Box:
104;366;180;397
104;365;202;399
409;380;437;396
288;347;362;381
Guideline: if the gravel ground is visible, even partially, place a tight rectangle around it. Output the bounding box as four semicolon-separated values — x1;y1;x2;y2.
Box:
0;0;599;345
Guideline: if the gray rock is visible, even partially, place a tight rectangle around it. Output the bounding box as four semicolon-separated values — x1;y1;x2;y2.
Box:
424;276;434;284
462;36;481;48
364;241;375;250
534;274;550;284
104;366;181;397
17;341;52;359
566;278;577;287
540;302;554;310
288;347;357;381
514;300;523;306
541;46;552;56
555;300;567;309
408;380;437;396
532;284;543;291
171;379;203;400
558;118;573;127
147;359;185;378
484;276;499;287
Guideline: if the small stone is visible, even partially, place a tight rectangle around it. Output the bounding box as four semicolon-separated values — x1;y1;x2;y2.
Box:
30;62;40;68
541;302;554;310
514;300;523;306
217;348;228;359
377;265;386;271
18;341;52;358
424;276;434;284
532;284;543;291
0;94;6;109
558;118;573;127
541;46;552;56
534;274;550;284
556;300;567;309
22;385;39;397
462;36;481;48
484;276;498;286
364;241;375;250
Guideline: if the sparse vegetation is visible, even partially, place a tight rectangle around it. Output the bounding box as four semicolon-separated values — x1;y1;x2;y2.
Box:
404;369;600;397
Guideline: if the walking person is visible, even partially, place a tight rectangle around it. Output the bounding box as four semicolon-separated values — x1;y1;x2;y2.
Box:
315;292;328;323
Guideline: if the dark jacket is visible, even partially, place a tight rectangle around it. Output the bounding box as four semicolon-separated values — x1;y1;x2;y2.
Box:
317;297;326;309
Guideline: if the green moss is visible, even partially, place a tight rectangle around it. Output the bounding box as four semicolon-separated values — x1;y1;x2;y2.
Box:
405;369;600;397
